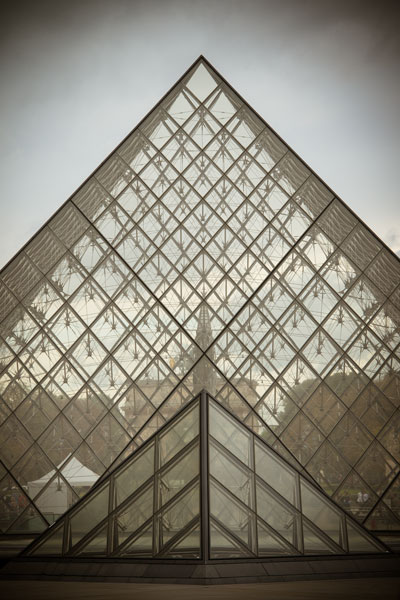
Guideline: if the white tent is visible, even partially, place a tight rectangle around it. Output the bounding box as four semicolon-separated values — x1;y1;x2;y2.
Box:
28;457;99;518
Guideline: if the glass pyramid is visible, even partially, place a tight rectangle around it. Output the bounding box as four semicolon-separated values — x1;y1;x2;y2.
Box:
1;58;400;551
24;393;387;558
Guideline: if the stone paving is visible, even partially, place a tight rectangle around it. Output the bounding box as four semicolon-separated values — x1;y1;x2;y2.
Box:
0;578;400;600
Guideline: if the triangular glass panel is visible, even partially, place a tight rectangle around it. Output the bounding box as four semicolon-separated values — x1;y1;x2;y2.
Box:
114;443;154;507
75;525;108;556
210;519;253;559
119;522;153;558
113;483;154;549
68;483;109;549
346;519;387;553
30;524;64;556
257;519;294;556
300;480;343;546
302;522;337;555
158;483;200;550
159;442;199;507
256;481;300;549
1;57;399;555
161;521;201;558
210;480;254;550
185;62;218;102
158;402;199;466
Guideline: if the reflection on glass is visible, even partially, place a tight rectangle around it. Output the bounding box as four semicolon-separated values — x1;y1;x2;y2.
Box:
346;519;383;553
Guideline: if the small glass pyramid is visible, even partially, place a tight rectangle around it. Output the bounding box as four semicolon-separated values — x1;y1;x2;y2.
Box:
1;58;399;552
24;393;387;558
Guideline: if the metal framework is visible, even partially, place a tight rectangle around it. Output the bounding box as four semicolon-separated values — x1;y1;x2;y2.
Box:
23;392;387;559
0;58;399;552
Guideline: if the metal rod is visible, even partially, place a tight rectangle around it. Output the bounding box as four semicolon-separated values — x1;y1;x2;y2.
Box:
200;389;209;563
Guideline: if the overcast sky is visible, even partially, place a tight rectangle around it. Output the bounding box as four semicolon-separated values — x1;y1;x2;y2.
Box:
1;0;399;270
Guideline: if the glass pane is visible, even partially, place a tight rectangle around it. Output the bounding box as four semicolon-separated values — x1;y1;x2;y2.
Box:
383;476;400;518
346;519;384;553
0;475;30;532
33;474;76;524
256;482;298;548
254;440;297;506
120;522;153;557
209;401;251;466
303;522;336;554
76;525;108;556
162;522;200;558
210;481;254;549
115;484;153;548
30;524;64;556
160;443;199;507
159;402;199;466
209;440;253;507
300;481;342;545
69;484;109;548
7;506;48;534
159;483;199;548
114;443;154;507
210;520;251;559
186;63;218;102
364;502;400;531
257;519;292;556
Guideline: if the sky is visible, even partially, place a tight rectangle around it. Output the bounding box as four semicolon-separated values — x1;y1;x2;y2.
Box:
0;0;399;270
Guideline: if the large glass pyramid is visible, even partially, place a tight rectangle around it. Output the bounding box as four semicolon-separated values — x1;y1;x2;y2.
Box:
1;58;399;552
23;393;387;559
